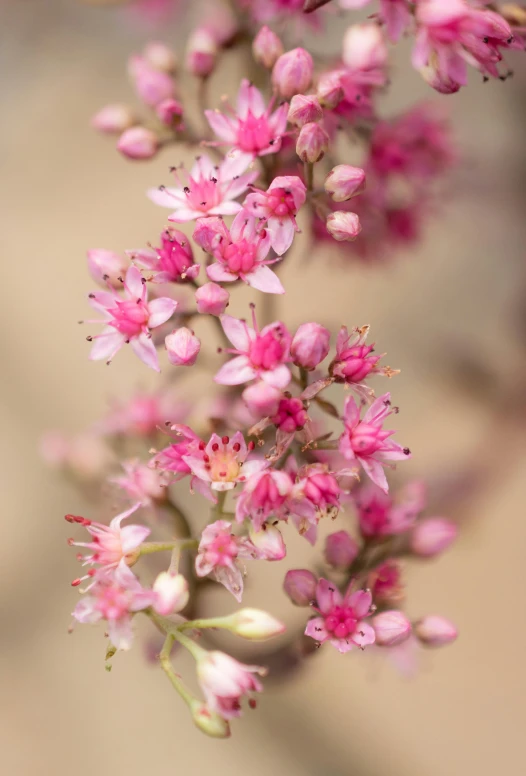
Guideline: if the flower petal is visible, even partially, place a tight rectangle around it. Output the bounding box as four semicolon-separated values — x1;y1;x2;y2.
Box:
220;314;254;351
148;297;177;328
246;265;285;294
214;356;257;386
147;186;186;208
130;332;160;372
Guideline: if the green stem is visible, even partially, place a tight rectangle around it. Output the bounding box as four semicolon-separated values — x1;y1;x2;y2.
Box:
140;538;198;557
178;616;233;633
159;634;195;707
148;610;208;660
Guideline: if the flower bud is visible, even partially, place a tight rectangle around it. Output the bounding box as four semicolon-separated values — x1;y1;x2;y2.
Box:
324;531;359;568
155;97;183;128
272;48;314;99
165;327;201;366
225;608;286;641
326;211;362;241
372;610;412;646
283;569;317;606
87;249;129;288
253;26;284;69
291;322;331;370
410;518;457;558
415;615;458;647
296;122;329;163
288;94;323;127
342;23;388;73
153;572;189;615
91;103;136;134
117;127;159;160
129;55;175;107
324;165;366;202
249;524;286;560
316;71;343;109
143;41;177;73
186;28;218;78
195;282;229;316
190;701;231;739
242;381;282;417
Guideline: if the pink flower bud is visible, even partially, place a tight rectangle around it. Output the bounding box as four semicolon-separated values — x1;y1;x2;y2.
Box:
410;518;457;558
165;327;201;366
272;48;314;99
91;103;136;134
283;569;317;606
129;55;175;107
155;97;183;127
225;608;286;640
186;29;218;78
249;525;286;560
326;211;362;241
87;249;129;288
316;71;343;109
372;610;412;646
152;572;189;615
190;701;231;739
288;94;323;127
253;26;284;69
415;615;458;647
117;127;159;160
291;322;331;370
324;165;366;202
195;282;230;316
342;23;388;73
324;531;359;568
296;122;329;163
143;41;177;73
242;381;282;417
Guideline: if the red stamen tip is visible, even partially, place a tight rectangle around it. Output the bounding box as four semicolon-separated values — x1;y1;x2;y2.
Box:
222;435;230;445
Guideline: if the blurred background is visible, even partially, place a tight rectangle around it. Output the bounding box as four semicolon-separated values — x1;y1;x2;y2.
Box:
2;1;526;774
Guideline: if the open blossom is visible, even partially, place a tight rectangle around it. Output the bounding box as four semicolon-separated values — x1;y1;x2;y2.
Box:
330;325;396;393
215;309;292;388
147;152;258;222
101;388;188;437
195;519;284;601
150;424;203;479
305;578;376;653
339;393;411;492
193;212;284;294
205;79;288;158
87;248;129;288
243;176;306;256
86;266;177;371
354;480;426;537
197;651;266;720
128;227;199;284
66;503;150;574
110;459;170;506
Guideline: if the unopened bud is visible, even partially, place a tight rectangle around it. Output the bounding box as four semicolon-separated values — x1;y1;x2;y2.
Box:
156;98;183;127
326;211;362;241
342;23;388;73
191;701;231;738
324;530;359;568
165;327;201;366
283;569;317;606
129;55;175;107
415;615;458;647
272;47;314;99
296;122;329;163
195;282;230;316
143;41;177;73
242;381;282;417
153;572;189;615
410;518;457;558
87;249;129;288
288;94;322;127
186;28;218;78
372;610;412;646
324;165;366;202
91;103;136;134
317;71;344;109
225;608;286;641
253;26;284;69
117;127;159;160
291;322;331;370
248;524;286;560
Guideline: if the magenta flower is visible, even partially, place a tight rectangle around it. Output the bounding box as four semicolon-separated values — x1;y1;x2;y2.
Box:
110;459;170;507
147;152;258;222
354;480;426;538
193;212;284;294
305;578;376;653
339;392;411;492
128;227;200;284
205;79;288;159
215;309;292;388
86;266;177;371
235;469;293;530
243;176;306;256
196;651;265;720
150;424;203;479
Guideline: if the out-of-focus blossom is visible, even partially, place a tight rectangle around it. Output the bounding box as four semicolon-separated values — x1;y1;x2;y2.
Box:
410;517;458;557
283;569;317;606
324;530;359;568
197;651;266;720
415;615;458;646
87;249;130;289
252;25;284;68
117;127;159;160
272;48;314;99
110;459;170;506
372;610;412;646
91;104;136;134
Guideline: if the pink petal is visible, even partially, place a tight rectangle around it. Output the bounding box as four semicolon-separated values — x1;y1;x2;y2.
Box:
108;617;134;651
125;266;146;299
168;207;207;222
331;638;354;654
214;355;257;386
225;170;259;200
261;364;291;389
208;201;243;216
109;502;142;530
204;110;236;143
347;589;372;618
191;475;217;503
359;456;389;493
120;524;151;553
220;314;254;351
268;217;295;256
352;622;376;647
343;395;360;427
316;578;341;614
305;616;329;642
130;332;160;372
220;149;254;180
148;297;177;328
207;263;238;283
90;329;125;362
239;458;268;478
88;290;117;315
182;455;212;482
147;187;186;208
214;566;244;602
246;265;284;294
190;154;215;179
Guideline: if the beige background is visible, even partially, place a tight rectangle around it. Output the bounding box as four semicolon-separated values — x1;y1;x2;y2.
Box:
2;2;526;774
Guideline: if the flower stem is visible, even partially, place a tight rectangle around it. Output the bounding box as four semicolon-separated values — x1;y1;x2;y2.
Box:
177;616;233;633
140;538;198;557
159;634;195;707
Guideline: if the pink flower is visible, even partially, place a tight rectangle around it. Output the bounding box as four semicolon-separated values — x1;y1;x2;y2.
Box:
272;47;314;99
372;610;412;646
193;212;284;294
195;282;230;316
296;122;329;163
368;560;404;604
66;503;150;576
410;517;457;557
339;393;411;492
242;381;282;418
305;578;376;653
215;308;292;388
185;28;218;78
110;459;170;506
235;469;293;530
128;227;199;284
354;480;425;537
117;127;159;160
271;396;308;434
101;388;188;438
324;165;366;202
325;530;359;568
86;266;177;371
283;569;317;606
196;651;266;720
330;325;396;395
291;322;331;370
243;176;306;255
326;211;362;241
252;25;284;68
165;327;201;366
342;23;389;80
150;424;203;478
288;94;323;127
415;615;458;647
128;54;175;107
147;152;258;222
156;97;184;128
152;571;189;616
205;79;288;159
91;104;136;134
182;432;266;500
340;1;412;43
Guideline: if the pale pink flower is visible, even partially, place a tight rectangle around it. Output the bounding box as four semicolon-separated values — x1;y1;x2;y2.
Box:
243;176;306;255
193;212;284;294
117;127;159;160
410;517;457;557
150;423;203;478
196;651;266;720
41;430;113;480
248;523;286;560
87;249;129;289
110;459;170;506
101;389;188;438
339;392;411;492
195;282;230;315
283;569;317;606
291;322;331;370
128;54;175;107
185;28;218;78
252;25;284;68
235;469;293;530
147;152;258;222
372;610;412;646
152;572;189;615
305;578;376;653
205;79;288;159
342;23;389;81
354;480;425;537
86;266;177;371
272;47;314;99
215;308;292;388
66;503;150;575
415;615;458;646
296;122;329;163
165;327;201;366
91;104;136;134
242;381;282;418
325;530;359;568
156;97;184;128
287;94;323;127
326;211;362;241
339;0;412;43
128;227;199;284
324;165;366;202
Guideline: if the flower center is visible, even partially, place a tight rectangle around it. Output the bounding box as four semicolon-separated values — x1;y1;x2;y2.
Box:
96;585;130;620
110;299;149;337
223;240;258;274
209;450;242;484
266;188;296;219
249;329;286;370
324;605;358;639
186;175;222;212
237;112;273;153
350;422;383;456
209;533;239;565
